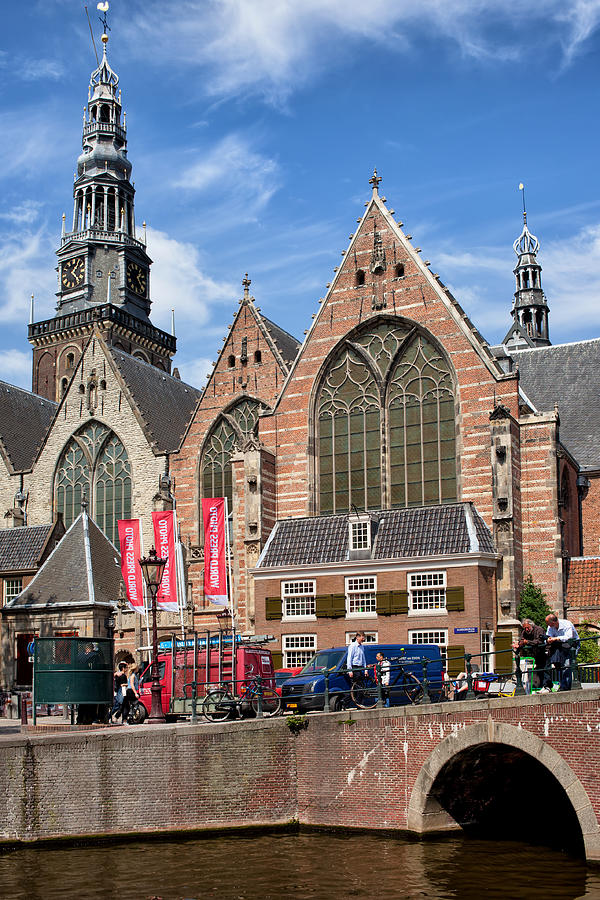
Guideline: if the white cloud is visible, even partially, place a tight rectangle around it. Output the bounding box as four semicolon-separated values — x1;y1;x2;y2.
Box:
0;349;32;390
0;107;71;180
0;228;56;324
175;356;213;388
175;134;279;218
19;58;65;81
542;224;600;335
122;0;600;102
0;201;43;225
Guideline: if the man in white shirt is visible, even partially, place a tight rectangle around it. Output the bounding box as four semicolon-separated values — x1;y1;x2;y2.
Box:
346;631;367;678
540;613;580;692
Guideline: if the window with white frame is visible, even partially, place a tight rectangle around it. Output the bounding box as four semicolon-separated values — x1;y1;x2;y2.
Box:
409;629;448;668
480;631;493;672
408;571;446;613
345;631;378;644
282;634;317;668
282;580;316;618
349;518;370;551
346;575;377;616
3;577;22;606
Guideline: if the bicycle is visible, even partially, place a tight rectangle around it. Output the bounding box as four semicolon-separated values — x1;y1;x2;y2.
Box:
350;656;424;709
202;679;281;721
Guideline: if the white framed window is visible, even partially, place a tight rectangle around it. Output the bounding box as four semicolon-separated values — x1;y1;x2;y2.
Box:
3;577;22;606
481;631;494;672
282;634;317;668
349;518;370;551
345;631;378;644
408;571;446;615
409;629;448;668
346;575;377;616
282;580;316;619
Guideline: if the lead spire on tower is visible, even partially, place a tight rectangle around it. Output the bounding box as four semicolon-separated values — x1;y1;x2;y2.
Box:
510;183;550;347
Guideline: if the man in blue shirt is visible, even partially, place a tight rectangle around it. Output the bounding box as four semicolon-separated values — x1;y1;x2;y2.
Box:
540;613;580;692
346;631;367;679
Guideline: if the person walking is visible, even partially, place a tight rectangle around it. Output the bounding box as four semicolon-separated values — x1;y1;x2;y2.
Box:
540;613;580;692
121;663;140;723
110;661;128;723
346;632;367;679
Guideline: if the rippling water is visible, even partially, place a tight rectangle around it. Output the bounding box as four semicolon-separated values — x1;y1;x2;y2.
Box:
1;832;599;900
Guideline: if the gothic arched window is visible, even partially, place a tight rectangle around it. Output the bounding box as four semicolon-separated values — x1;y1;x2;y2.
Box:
200;398;267;511
316;319;457;514
55;421;132;544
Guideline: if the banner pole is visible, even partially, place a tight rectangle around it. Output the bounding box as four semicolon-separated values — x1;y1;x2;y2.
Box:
172;501;186;640
225;497;236;632
140;525;151;655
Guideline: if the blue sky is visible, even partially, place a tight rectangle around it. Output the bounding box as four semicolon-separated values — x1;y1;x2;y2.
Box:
1;0;599;390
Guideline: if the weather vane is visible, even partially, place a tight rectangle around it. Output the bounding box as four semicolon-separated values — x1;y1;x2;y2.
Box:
519;182;527;224
97;1;110;36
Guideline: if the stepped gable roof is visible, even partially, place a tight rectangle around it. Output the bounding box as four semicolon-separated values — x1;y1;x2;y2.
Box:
108;347;202;453
0;381;57;473
565;557;600;610
0;524;57;572
511;339;600;469
260;314;301;368
4;510;122;611
257;503;495;568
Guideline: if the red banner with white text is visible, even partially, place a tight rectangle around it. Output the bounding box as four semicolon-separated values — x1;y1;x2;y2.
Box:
202;497;228;606
117;519;145;613
152;510;179;611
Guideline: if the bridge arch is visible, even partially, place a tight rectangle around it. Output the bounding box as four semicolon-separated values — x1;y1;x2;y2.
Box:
407;720;600;860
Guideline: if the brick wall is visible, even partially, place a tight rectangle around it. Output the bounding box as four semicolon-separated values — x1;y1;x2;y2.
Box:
1;690;600;858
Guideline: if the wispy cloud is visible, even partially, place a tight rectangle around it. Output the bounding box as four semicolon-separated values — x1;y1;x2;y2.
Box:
0;349;32;390
542;224;600;336
0;201;43;225
121;0;600;103
0;227;56;324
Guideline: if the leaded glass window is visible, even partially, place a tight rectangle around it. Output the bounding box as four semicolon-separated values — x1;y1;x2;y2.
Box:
201;398;266;512
317;320;456;514
55;421;131;543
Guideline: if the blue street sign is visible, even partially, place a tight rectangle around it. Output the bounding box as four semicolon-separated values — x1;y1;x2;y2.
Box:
454;627;478;634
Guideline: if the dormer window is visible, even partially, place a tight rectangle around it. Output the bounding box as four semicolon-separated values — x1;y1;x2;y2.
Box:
349;517;371;551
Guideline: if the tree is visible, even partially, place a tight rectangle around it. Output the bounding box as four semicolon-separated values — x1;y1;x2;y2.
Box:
517;575;552;627
576;622;600;666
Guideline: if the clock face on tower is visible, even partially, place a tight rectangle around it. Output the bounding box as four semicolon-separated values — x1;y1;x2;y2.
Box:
126;261;148;297
61;256;85;290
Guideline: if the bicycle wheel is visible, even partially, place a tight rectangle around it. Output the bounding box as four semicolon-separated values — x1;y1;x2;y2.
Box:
202;689;233;722
350;677;379;709
129;701;147;724
251;687;281;717
400;673;424;705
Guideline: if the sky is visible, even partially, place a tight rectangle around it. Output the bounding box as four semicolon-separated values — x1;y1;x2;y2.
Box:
0;0;599;391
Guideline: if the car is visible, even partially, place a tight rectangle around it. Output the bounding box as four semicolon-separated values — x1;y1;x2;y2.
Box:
274;666;303;697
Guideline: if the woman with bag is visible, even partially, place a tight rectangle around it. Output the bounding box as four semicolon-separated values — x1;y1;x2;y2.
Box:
121;663;140;724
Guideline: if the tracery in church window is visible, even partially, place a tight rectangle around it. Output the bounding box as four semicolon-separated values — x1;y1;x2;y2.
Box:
200;398;267;516
316;319;457;515
54;421;132;544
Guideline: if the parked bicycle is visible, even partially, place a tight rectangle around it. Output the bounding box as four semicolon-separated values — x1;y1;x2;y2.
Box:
202;678;281;721
350;655;424;708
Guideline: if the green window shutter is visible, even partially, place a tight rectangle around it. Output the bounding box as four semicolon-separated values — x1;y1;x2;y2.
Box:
446;586;465;612
265;597;282;621
331;593;347;618
390;590;409;615
316;595;332;618
376;591;391;615
494;631;514;675
271;651;283;669
446;645;465;678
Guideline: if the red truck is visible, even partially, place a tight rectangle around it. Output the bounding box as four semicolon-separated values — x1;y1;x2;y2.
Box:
137;634;275;720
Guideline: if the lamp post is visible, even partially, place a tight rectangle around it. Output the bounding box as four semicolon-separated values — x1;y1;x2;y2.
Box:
139;546;168;724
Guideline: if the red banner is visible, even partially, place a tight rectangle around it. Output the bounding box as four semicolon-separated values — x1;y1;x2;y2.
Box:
152;510;179;611
202;497;228;606
117;519;145;613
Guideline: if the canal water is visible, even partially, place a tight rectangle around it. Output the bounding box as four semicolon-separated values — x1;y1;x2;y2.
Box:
1;832;599;899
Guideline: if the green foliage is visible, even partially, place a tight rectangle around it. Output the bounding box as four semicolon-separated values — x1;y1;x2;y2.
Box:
517;575;552;627
577;623;600;666
285;714;308;735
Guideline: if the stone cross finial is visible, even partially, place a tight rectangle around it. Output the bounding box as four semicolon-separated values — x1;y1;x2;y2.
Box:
242;273;251;299
369;169;382;193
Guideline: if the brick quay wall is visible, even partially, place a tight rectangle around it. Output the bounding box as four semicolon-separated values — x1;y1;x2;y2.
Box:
2;691;600;858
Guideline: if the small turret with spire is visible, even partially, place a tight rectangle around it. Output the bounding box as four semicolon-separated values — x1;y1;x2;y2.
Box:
509;184;550;347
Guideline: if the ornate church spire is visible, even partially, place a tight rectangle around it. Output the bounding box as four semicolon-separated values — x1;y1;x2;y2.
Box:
510;184;550;347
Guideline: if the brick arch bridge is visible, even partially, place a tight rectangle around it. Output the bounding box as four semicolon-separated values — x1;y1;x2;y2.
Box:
2;689;600;859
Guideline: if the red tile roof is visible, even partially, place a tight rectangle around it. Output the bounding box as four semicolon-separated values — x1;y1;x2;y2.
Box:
566;558;600;610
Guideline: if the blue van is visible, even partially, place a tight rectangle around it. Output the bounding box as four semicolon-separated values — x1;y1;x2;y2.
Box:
281;643;443;713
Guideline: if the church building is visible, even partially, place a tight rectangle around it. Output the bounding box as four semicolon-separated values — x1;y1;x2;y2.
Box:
1;28;599;689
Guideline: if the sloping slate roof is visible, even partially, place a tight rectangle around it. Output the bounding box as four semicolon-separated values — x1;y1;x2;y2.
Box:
0;381;56;472
260;315;301;368
511;339;600;468
565;557;600;609
5;512;122;609
108;348;202;453
0;525;55;572
258;503;494;568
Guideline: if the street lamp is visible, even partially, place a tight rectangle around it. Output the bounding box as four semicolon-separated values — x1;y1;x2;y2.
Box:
139;546;168;724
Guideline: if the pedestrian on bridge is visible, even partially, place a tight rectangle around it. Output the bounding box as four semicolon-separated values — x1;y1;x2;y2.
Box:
346;632;367;679
541;614;580;692
513;619;547;690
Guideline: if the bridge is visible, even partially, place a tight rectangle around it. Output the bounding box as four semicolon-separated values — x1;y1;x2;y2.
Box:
1;689;599;860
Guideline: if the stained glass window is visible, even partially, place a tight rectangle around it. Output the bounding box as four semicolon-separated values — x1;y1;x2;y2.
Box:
55;421;131;543
201;398;266;511
317;320;456;513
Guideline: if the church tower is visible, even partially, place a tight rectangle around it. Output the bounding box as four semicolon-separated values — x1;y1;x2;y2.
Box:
29;25;175;401
509;204;550;348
